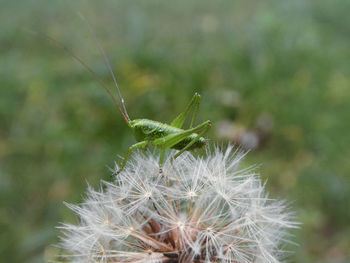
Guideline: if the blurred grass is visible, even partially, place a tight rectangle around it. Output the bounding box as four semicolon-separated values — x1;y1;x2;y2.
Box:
0;0;349;262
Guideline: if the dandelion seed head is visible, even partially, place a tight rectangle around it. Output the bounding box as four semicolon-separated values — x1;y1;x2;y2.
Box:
59;145;298;262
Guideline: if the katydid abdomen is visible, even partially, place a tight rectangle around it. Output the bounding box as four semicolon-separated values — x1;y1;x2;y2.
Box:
129;119;206;151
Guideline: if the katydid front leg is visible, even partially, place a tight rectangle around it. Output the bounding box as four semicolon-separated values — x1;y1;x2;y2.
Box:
116;140;148;175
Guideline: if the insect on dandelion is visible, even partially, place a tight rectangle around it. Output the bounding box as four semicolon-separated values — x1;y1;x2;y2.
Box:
58;145;298;263
40;15;298;263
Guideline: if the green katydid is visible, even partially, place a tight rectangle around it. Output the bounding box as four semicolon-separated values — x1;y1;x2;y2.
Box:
121;94;212;174
36;17;212;175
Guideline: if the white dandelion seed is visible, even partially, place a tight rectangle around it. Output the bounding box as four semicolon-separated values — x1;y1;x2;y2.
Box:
59;145;299;263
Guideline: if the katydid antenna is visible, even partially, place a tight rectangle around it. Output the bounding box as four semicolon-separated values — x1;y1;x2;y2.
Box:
78;12;130;122
24;27;130;124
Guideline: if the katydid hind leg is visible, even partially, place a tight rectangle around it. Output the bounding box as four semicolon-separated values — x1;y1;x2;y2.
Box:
173;121;211;159
159;149;166;174
170;93;201;129
116;140;148;175
153;120;211;150
189;93;201;128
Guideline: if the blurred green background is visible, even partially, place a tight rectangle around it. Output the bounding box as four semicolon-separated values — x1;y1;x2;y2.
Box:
1;0;349;262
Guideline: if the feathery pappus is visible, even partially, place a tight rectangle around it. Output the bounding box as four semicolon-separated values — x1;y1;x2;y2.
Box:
59;146;298;263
